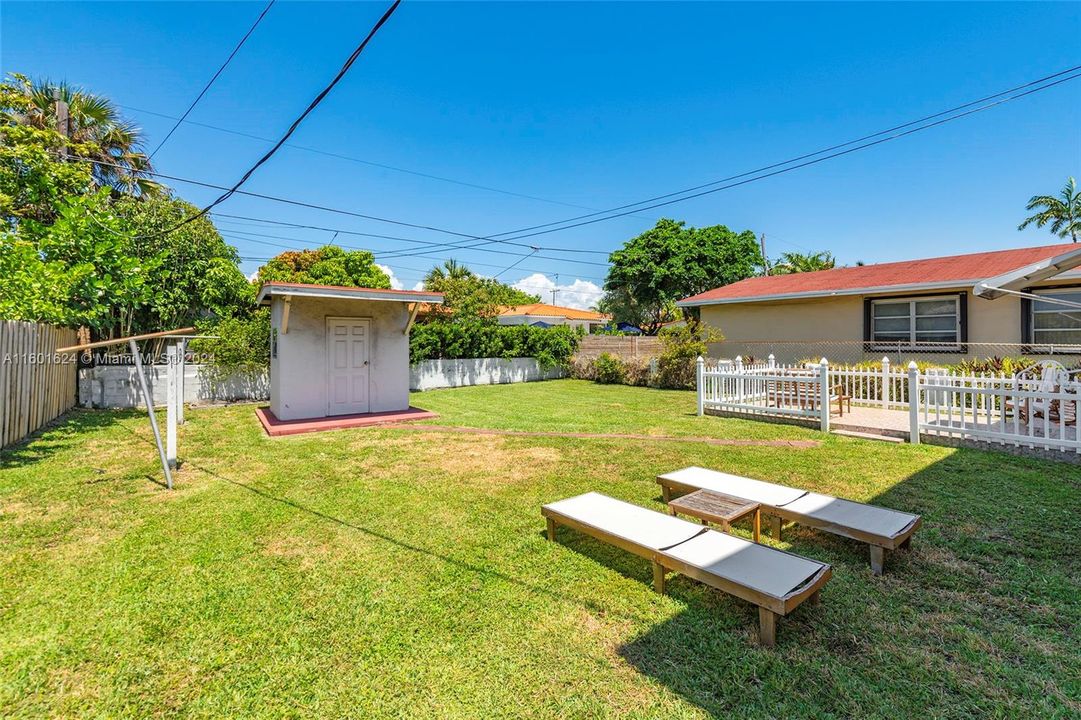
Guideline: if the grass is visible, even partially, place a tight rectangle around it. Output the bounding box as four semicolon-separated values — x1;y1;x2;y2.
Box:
1;379;1078;718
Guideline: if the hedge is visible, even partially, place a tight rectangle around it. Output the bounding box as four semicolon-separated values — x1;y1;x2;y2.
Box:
409;321;580;369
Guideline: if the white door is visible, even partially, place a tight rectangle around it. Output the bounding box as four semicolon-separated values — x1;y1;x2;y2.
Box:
326;318;370;415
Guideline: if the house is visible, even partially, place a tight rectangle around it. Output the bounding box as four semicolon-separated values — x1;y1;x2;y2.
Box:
496;303;610;334
678;243;1081;364
256;282;444;421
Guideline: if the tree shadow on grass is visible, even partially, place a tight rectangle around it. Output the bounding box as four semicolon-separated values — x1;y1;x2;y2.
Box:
0;408;141;468
614;447;1081;717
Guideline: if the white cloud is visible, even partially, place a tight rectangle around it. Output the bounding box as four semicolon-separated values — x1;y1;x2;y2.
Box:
411;281;426;292
511;273;604;310
246;270;259;282
375;264;404;290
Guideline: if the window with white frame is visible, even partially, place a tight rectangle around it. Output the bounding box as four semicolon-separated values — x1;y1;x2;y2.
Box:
870;295;961;347
1031;289;1081;347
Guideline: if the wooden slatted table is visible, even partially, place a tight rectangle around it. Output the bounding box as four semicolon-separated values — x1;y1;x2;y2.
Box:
668;489;762;543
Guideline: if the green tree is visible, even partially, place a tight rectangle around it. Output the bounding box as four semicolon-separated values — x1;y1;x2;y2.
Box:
421;261;538;319
770;250;836;275
423;258;473;286
256;245;391;289
10;74;159;196
111;195;253;337
1;76;157;331
1018;177;1081;243
1;75;95;224
602;219;761;334
1;190;155;331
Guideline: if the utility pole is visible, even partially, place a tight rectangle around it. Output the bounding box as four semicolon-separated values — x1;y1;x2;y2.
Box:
550;288;560;305
53;87;69;160
760;233;771;275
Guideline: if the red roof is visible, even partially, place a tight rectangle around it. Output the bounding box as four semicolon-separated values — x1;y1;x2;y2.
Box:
679;243;1079;305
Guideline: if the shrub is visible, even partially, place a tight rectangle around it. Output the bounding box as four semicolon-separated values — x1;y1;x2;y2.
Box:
409;320;580;369
592;353;626;384
191;308;271;378
949;356;1034;377
652;321;723;389
622;357;653;386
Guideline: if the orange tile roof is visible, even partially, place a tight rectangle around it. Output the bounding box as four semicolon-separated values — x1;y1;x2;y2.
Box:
499;303;609;321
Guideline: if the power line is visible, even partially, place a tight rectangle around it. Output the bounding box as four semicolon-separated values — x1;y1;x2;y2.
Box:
147;0;403;238
127;104;652;220
493;249;539;279
81;157;612;261
150;0;276;158
440;65;1081;251
209;211;608;255
217;229;609;281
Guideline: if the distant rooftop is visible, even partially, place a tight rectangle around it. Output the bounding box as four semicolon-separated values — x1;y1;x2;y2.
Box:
500;303;609;321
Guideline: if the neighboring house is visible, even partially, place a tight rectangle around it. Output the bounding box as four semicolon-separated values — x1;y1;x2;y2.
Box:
496;303;610;334
678;243;1081;363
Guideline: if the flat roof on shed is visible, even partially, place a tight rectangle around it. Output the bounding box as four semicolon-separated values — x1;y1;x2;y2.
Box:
257;282;445;305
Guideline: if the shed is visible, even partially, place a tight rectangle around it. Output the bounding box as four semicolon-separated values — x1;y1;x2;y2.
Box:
256;282;444;422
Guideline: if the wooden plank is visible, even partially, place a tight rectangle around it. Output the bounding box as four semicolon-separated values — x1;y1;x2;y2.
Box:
403;302;420;335
758;607;777;648
0;322;80;449
19;323;30;441
55;326;196;353
0;323;10;447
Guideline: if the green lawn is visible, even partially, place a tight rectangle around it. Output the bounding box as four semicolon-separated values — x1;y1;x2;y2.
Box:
1;379;1078;718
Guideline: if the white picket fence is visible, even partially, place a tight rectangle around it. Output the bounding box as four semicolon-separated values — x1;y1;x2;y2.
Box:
698;357;832;431
915;372;1081;453
696;355;1081;455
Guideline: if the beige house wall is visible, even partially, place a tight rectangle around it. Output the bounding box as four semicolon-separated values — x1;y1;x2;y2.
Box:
698;280;1081;364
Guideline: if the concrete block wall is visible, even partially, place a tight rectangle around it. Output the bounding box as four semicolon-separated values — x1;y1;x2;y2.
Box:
78;365;269;409
410;358;564;391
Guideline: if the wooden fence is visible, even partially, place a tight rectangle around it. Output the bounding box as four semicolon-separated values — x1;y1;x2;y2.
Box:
1;321;78;449
576;335;662;359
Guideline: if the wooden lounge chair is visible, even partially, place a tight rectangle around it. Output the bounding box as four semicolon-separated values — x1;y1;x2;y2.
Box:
657;467;921;575
541;492;831;647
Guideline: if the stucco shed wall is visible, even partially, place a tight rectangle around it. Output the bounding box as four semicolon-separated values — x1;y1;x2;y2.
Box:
270;295;410;421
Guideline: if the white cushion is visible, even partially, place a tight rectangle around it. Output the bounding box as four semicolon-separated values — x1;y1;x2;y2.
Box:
782;493;917;540
659;467;806;506
544;492;705;551
663;530;825;599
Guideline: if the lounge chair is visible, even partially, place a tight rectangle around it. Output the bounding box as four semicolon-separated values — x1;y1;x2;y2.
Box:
657;467;921;575
541;492;831;647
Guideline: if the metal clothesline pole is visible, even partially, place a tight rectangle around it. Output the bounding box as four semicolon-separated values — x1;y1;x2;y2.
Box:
129;339;172;490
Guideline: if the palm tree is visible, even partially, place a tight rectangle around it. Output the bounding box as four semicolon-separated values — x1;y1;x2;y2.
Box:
424;259;474;287
16;77;160;196
1019;177;1081;243
770;251;836;275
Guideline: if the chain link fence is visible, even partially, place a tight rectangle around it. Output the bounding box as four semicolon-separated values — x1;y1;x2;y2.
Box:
709;340;1081;368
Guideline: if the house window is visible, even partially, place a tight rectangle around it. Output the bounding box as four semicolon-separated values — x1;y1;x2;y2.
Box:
870;295;961;348
1031;289;1081;347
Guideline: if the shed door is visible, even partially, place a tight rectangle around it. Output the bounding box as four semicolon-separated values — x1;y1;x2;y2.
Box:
326;318;370;415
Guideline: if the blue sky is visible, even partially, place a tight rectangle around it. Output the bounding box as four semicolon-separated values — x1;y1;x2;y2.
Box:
3;1;1079;307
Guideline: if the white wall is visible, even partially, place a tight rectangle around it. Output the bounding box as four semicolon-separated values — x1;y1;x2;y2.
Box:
270;295;411;420
497;315;596;333
79;365;268;408
410;358;565;391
